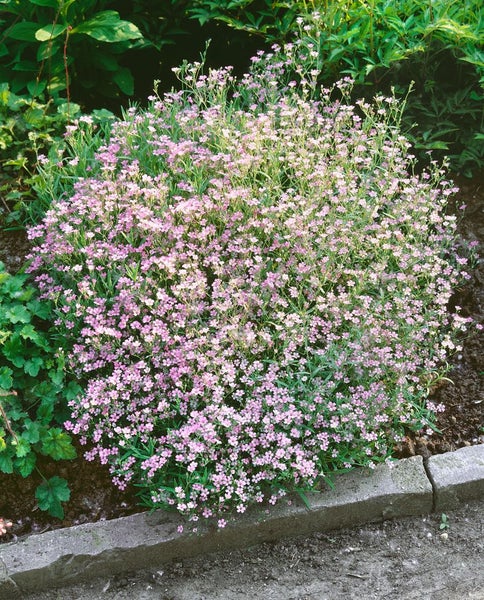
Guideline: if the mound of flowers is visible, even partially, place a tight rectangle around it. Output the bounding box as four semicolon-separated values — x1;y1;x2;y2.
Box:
27;46;469;525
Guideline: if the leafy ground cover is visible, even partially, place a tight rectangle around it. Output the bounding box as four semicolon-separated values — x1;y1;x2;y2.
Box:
1;38;482;540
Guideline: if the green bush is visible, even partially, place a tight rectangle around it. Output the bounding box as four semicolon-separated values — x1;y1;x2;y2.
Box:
117;0;193;52
0;81;117;227
0;0;144;102
0;81;83;225
187;0;298;39
293;1;483;175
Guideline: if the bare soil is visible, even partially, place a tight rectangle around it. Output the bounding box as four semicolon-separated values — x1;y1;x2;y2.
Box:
0;172;482;543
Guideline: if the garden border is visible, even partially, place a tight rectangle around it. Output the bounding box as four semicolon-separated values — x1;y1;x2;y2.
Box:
1;444;483;598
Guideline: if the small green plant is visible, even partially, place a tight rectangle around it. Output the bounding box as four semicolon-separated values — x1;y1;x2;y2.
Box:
440;513;450;530
0;261;79;518
0;81;82;225
35;475;71;519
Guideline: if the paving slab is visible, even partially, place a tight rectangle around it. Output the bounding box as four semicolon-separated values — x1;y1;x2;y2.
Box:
427;444;484;511
0;455;432;598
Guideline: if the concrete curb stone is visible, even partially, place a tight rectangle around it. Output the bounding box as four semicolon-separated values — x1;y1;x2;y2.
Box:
0;446;483;598
427;445;484;511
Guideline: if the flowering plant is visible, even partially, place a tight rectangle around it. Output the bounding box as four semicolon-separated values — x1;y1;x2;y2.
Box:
28;45;471;525
0;517;12;536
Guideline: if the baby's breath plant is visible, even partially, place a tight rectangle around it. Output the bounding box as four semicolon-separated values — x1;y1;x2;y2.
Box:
28;45;472;525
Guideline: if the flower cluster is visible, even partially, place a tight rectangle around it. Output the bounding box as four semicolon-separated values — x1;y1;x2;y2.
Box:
0;518;12;536
28;46;469;522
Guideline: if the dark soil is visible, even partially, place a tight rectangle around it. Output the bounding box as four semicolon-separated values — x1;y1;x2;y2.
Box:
0;173;482;543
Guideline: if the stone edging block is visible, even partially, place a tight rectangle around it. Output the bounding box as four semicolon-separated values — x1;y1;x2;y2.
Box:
427;444;484;511
0;455;432;598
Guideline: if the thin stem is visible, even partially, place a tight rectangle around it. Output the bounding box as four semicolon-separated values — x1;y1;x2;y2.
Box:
63;26;72;119
0;392;18;443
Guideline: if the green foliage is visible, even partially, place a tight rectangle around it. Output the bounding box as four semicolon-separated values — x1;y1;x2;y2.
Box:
397;74;483;178
35;475;71;518
0;0;144;102
188;0;298;39
25;109;115;224
294;1;484;174
0;261;76;518
0;80;117;227
0;81;82;225
119;0;193;52
187;0;484;175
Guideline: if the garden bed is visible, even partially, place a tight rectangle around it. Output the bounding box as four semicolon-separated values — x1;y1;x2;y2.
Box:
0;0;482;553
0;171;481;543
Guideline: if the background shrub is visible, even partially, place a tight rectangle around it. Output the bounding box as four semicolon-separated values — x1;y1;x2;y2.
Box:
27;47;471;524
0;82;84;226
0;0;144;102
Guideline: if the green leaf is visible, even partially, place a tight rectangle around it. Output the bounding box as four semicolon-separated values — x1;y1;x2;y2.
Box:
7;22;40;42
113;66;134;95
0;453;14;474
0;366;13;390
35;476;70;518
295;488;311;509
19;323;41;342
64;381;83;401
30;0;59;7
73;11;143;43
49;367;65;387
89;51;119;72
14;452;36;477
4;405;27;422
2;275;30;298
41;428;76;460
56;102;81;117
37;39;62;61
12;436;30;458
34;379;59;402
27;79;47;97
35;24;67;42
2;335;25;368
22;420;41;444
36;397;54;422
5;304;31;324
27;299;52;320
24;357;44;377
